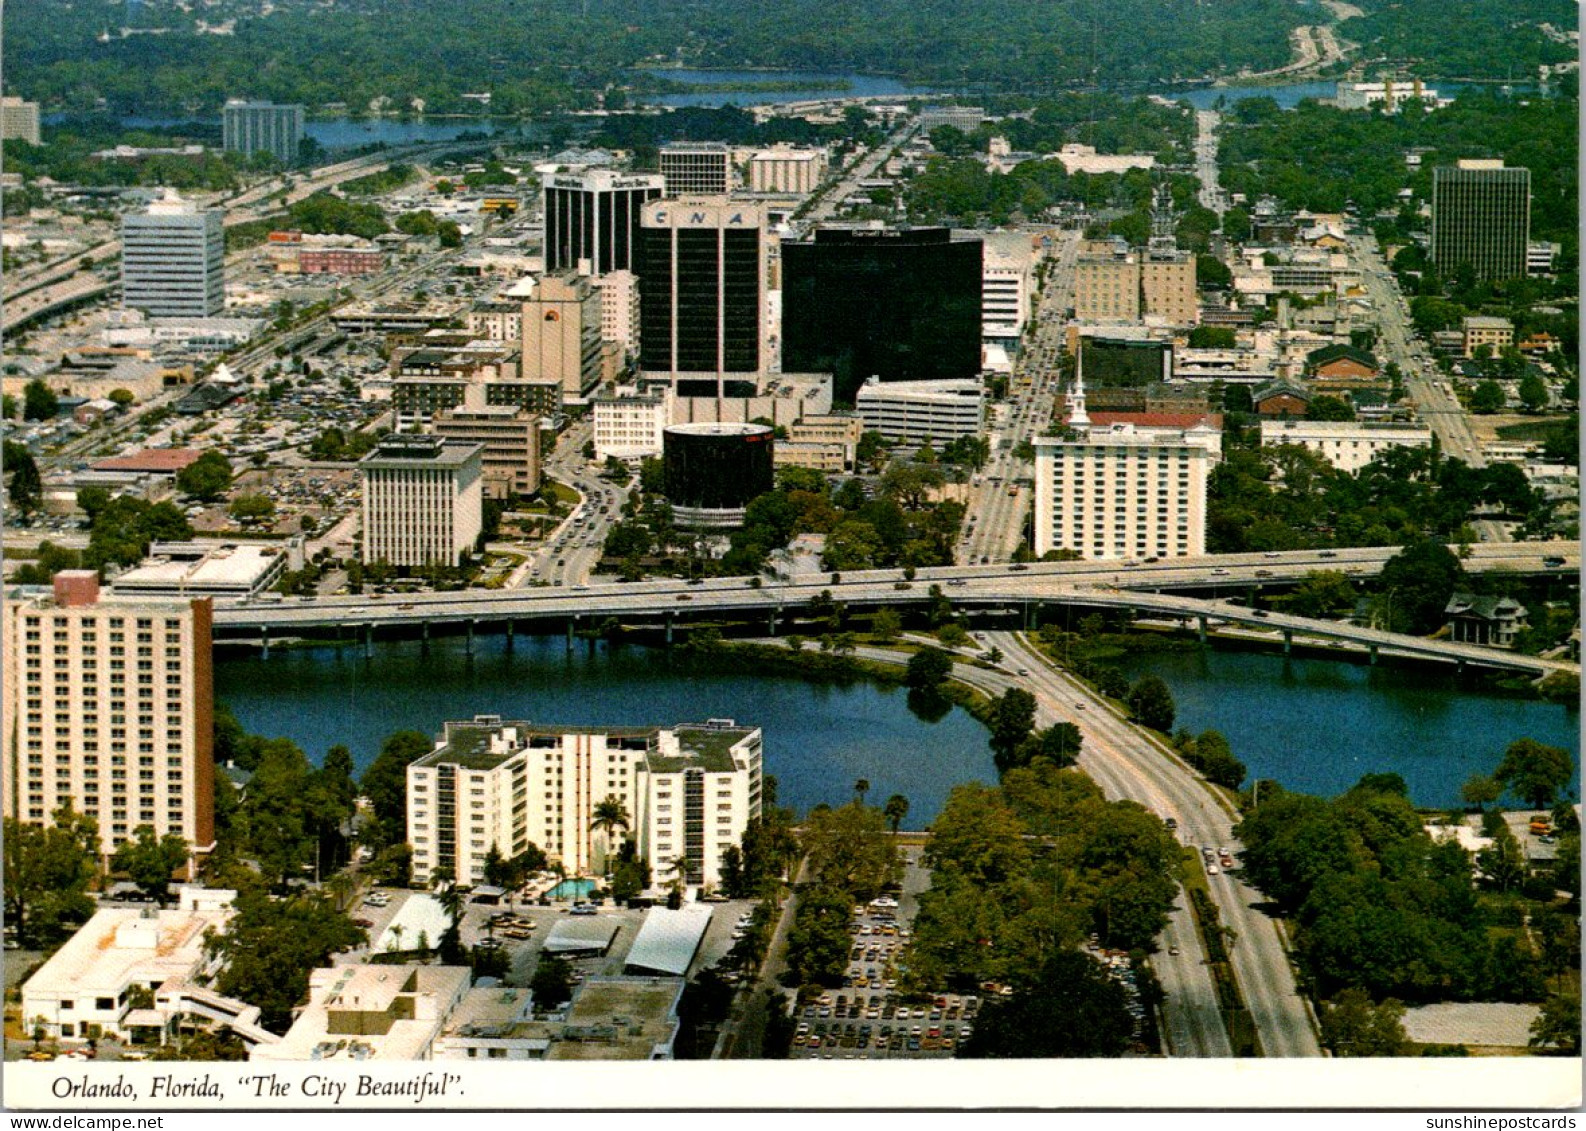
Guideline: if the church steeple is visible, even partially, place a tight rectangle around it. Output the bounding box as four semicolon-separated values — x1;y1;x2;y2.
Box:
1068;350;1090;429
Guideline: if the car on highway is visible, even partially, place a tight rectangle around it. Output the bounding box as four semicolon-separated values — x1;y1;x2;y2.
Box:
1206;864;1220;876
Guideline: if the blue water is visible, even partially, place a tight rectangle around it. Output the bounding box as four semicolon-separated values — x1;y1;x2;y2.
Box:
1114;648;1579;807
44;113;531;151
638;68;935;108
547;878;597;900
213;634;995;828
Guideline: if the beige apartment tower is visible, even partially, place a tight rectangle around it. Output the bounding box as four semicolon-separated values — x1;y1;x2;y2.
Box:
406;718;763;889
431;407;541;499
2;572;215;862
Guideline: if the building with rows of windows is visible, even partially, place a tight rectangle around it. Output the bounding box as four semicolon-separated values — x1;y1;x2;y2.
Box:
2;572;215;862
406;717;762;891
1032;377;1221;561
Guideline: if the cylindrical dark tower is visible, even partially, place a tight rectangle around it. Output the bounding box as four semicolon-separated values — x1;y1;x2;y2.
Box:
662;422;775;527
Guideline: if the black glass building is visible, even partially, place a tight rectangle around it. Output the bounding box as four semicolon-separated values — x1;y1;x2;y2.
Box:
542;170;665;277
781;227;983;405
638;200;765;377
662;423;775;526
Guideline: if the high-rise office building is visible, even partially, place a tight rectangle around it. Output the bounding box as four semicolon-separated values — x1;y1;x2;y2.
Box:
360;435;484;568
2;572;215;862
781;227;983;404
520;271;604;398
542;169;666;276
1074;248;1141;322
406;717;762;889
430;407;541;499
121;191;225;317
221;100;305;166
0;95;41;145
659;143;733;195
1431;160;1531;281
637;198;768;385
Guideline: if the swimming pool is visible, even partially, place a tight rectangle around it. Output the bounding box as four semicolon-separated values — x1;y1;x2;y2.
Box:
547;878;596;900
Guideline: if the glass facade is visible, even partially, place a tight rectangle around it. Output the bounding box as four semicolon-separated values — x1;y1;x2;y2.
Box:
1431;165;1531;282
543;178;663;276
638;226;763;374
782;228;983;405
662;424;775;510
1082;338;1173;387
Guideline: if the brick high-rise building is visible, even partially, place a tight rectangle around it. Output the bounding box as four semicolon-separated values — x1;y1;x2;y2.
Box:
2;572;215;863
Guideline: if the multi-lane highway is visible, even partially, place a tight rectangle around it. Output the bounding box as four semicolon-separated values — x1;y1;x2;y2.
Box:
989;631;1322;1058
878;640;1237;1058
960;229;1079;565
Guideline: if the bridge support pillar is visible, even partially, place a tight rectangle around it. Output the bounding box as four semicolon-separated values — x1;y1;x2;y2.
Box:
1368;644;1379;666
420;620;429;655
465;619;475;655
1282;628;1293;656
1197;615;1207;645
505;620;514;652
566;619;575;652
1455;659;1465;676
769;607;778;636
261;626;269;660
665;613;675;646
364;623;373;660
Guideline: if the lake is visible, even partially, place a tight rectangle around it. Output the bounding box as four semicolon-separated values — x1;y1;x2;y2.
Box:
214;635;995;827
1115;648;1579;807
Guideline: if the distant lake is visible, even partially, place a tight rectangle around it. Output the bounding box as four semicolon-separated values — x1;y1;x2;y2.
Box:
638;68;935;107
44;113;537;151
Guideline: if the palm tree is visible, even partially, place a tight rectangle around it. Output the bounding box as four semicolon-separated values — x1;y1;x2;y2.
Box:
854;778;871;807
883;794;910;834
387;923;404;954
589;796;631;876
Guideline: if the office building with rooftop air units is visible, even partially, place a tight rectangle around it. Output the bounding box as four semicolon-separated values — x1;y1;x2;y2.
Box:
359;434;484;568
121;191;225;318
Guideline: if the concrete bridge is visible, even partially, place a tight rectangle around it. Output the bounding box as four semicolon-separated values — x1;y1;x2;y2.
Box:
210;543;1577;676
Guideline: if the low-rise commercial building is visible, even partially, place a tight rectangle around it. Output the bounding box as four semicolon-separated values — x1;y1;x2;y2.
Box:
111;542;292;600
433;977;684;1061
406;717;762;890
1259;420;1432;473
592;386;670;459
250;965;472;1062
431;407;541;499
20;888;236;1042
856;377;985;446
1462;315;1516;358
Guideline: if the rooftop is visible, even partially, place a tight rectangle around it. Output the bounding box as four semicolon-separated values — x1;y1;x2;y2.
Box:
112;542;285;595
252;964;471;1062
550;977;684;1060
23;903;232;998
623;906;712;977
361;435;483;469
90;448;204;475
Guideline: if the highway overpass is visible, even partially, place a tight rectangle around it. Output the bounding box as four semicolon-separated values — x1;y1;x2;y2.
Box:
207;543;1578;675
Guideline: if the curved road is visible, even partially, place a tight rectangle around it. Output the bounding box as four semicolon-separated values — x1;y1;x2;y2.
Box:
988;630;1321;1057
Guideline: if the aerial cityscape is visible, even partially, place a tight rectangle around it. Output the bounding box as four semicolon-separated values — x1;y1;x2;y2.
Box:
0;0;1580;1101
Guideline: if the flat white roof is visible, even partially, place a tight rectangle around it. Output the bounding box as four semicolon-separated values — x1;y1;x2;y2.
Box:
23;906;232;999
113;543;285;592
623;905;712;976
